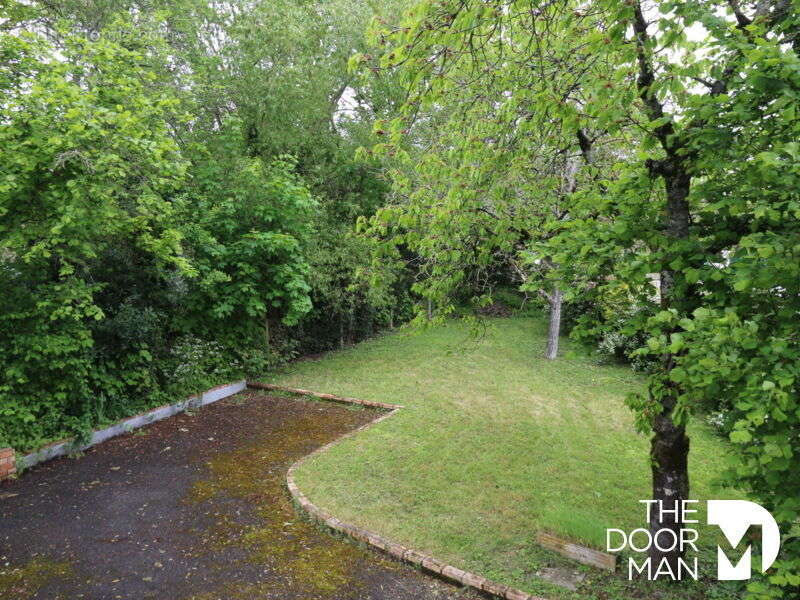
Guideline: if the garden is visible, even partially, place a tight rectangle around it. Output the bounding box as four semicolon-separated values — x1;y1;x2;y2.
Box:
1;1;798;599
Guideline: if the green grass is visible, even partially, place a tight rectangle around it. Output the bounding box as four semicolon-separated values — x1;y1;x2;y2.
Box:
267;316;744;599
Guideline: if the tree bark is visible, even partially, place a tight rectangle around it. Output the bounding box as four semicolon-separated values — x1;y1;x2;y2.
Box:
348;309;354;345
648;165;691;572
544;287;562;360
631;1;693;571
649;397;690;570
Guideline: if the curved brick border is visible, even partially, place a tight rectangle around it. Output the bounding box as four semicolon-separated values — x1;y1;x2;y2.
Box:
248;381;549;600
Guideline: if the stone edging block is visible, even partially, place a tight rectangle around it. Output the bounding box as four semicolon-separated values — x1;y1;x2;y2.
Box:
250;381;550;600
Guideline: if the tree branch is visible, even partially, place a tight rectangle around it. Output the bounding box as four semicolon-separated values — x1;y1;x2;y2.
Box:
727;0;752;28
631;1;676;154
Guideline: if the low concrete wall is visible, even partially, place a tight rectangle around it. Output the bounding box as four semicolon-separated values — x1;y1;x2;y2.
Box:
11;380;246;473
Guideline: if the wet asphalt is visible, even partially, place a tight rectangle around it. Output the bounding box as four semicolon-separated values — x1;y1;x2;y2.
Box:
0;392;479;600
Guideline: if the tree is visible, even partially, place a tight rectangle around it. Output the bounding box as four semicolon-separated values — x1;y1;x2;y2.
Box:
368;0;799;590
358;26;615;357
165;0;411;350
27;0;412;354
0;18;190;449
1;0;416;451
175;121;316;353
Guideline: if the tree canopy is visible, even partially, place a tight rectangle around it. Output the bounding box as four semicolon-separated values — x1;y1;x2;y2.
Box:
0;0;407;449
1;0;798;597
362;1;800;596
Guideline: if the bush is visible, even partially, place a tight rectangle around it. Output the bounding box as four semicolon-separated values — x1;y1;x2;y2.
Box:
567;283;658;372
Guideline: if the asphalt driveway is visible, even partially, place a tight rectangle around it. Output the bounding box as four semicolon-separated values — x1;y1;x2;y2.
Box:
0;391;477;600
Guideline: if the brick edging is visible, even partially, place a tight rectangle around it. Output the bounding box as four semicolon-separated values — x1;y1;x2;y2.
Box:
247;381;402;410
250;381;549;600
0;447;16;481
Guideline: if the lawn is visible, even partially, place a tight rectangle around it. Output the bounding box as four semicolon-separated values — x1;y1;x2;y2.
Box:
266;316;744;599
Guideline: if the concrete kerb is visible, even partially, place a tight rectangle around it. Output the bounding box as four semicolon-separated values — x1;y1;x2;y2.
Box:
16;380;247;471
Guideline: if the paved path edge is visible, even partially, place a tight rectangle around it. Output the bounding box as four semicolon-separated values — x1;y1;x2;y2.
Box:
247;381;551;600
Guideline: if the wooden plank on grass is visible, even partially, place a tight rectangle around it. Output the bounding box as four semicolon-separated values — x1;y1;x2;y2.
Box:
537;532;616;572
247;381;402;410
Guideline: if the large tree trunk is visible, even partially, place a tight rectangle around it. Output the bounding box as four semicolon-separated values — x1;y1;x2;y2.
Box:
544;287;562;360
648;166;691;572
626;0;796;573
649;397;690;570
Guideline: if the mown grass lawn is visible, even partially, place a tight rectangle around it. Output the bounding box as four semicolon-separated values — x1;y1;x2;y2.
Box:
266;316;744;599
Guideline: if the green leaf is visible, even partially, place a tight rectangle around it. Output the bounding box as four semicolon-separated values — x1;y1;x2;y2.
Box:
730;430;752;444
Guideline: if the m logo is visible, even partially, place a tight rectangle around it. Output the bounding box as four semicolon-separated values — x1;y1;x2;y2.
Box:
707;500;781;580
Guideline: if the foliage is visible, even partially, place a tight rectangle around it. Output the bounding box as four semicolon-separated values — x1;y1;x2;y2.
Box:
0;0;410;451
161;0;410;352
358;75;590;322
0;21;189;450
3;0;796;595
568;283;658;372
176;121;316;343
366;0;800;595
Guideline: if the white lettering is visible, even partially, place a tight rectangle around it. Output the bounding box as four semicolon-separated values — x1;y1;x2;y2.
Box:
629;557;651;579
683;500;699;524
653;528;678;553
606;528;628;553
679;557;699;580
680;528;699;552
640;500;657;523
628;528;651;553
653;557;677;580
